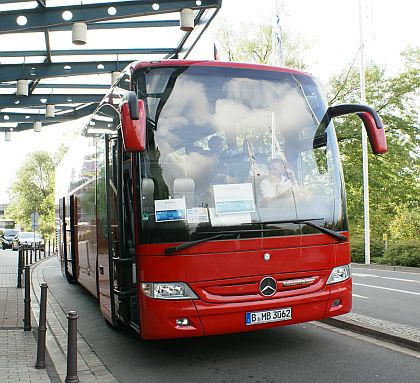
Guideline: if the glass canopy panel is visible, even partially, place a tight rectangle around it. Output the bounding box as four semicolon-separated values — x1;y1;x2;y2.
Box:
0;0;222;133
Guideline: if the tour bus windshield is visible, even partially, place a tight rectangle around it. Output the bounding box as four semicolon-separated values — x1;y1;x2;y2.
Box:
134;65;346;244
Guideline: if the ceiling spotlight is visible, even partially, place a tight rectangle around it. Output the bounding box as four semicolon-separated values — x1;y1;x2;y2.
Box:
72;22;87;45
34;121;42;132
16;79;28;96
180;8;194;31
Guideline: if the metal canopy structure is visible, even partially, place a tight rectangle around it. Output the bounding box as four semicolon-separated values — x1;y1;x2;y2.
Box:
0;0;222;134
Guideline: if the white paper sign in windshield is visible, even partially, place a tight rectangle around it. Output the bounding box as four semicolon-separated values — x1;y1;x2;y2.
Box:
213;183;255;215
155;198;186;222
187;208;209;224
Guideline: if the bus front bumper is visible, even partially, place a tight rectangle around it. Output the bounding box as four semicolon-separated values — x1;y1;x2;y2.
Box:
139;279;352;340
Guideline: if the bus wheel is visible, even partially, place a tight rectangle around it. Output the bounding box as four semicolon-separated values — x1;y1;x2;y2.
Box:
104;317;121;330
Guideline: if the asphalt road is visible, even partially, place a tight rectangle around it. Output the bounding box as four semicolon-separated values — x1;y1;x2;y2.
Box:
352;266;420;329
2;250;420;382
37;257;420;383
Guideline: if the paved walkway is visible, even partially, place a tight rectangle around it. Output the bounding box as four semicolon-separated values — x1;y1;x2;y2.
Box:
0;255;117;382
30;257;118;383
0;262;52;383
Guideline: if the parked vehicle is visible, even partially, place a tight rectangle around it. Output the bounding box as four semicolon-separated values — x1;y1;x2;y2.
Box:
56;59;387;339
1;228;19;250
12;231;44;251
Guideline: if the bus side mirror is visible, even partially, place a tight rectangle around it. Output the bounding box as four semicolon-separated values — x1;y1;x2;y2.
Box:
329;104;387;154
121;91;146;152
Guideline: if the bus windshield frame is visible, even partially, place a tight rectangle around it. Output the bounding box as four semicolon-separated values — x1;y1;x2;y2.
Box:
133;65;347;245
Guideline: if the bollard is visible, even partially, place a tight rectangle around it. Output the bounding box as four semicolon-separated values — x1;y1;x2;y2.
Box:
65;311;80;383
25;244;28;267
23;266;31;331
35;283;48;369
30;246;33;264
17;247;24;288
48;239;51;257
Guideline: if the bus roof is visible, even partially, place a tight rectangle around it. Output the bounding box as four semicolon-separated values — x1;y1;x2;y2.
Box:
130;59;312;78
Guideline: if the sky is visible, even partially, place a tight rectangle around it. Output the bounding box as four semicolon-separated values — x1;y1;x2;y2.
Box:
0;0;419;203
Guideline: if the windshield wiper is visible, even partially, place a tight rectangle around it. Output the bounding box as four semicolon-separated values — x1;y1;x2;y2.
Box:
299;221;347;242
165;233;237;255
242;218;347;242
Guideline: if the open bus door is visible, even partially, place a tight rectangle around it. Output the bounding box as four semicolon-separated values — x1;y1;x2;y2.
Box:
60;196;77;283
96;133;138;328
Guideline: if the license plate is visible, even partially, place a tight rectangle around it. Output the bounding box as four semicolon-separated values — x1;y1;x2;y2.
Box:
245;307;292;325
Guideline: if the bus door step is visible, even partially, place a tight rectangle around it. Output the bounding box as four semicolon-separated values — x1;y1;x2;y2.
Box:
113;288;136;298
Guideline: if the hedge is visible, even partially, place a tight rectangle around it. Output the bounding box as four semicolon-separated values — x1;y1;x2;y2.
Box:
378;241;420;267
350;237;420;267
350;236;384;263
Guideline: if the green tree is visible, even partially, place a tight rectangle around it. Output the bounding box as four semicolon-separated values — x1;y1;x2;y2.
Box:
327;47;420;240
6;151;57;236
214;17;308;68
388;206;420;241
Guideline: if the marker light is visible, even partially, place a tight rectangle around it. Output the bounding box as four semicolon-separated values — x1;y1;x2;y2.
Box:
326;265;351;284
141;282;198;300
176;318;190;326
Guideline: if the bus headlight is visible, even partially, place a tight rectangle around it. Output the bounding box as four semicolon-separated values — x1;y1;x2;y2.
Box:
326;265;351;285
141;282;198;300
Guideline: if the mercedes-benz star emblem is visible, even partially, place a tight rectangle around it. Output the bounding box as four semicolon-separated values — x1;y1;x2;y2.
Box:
259;277;277;297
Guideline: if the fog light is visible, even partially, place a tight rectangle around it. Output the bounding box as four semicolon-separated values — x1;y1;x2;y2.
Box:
176;318;190;326
332;299;341;307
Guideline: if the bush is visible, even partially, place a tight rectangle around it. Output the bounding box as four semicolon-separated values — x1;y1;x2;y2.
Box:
378;241;420;267
350;236;385;263
389;206;420;241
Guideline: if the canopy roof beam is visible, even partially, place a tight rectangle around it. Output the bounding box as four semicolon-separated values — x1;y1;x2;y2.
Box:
0;60;133;82
0;94;103;107
0;48;173;58
0;0;221;34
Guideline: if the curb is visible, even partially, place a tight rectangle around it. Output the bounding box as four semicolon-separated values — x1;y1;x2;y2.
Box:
30;256;118;383
351;263;420;274
321;316;420;353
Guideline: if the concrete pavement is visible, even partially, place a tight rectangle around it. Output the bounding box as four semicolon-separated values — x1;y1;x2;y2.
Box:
0;261;53;383
322;263;420;352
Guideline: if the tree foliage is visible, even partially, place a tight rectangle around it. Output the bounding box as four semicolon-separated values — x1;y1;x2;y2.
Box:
214;17;308;68
6;151;58;236
215;16;419;244
327;47;420;241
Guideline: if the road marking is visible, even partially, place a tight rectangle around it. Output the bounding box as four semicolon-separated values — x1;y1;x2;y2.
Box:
352;293;369;299
352;273;420;284
353;282;420;296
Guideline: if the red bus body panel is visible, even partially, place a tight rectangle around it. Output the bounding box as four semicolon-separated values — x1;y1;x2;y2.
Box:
137;234;352;339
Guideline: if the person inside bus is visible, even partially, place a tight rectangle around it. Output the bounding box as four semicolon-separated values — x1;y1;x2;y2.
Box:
207;135;224;157
258;158;301;207
204;135;227;176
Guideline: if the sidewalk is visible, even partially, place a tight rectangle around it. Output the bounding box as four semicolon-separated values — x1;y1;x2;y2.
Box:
30;257;118;383
0;255;117;383
0;263;52;383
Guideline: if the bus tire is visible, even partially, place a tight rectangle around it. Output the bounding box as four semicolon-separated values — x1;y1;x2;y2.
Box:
104;317;121;330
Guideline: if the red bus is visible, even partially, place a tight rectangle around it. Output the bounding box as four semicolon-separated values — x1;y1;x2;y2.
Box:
56;60;387;339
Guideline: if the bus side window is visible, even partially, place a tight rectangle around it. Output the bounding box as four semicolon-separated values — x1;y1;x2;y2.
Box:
141;178;155;214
